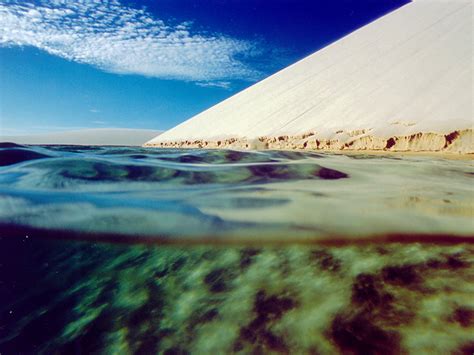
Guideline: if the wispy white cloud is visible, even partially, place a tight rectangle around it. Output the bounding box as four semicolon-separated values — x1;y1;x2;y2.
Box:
195;81;232;89
0;0;263;83
89;108;100;113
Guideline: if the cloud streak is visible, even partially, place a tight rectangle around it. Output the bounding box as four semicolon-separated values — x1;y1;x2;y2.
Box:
0;0;263;82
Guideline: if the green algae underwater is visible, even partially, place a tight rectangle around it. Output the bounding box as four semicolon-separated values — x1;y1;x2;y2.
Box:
0;144;473;354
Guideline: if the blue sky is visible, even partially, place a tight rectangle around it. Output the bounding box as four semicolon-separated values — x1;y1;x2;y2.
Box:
0;0;408;135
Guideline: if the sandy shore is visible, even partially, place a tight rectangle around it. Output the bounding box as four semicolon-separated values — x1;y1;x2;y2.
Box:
144;128;473;157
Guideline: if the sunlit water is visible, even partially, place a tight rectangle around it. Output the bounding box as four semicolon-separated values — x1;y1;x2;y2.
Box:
1;144;473;354
1;143;473;241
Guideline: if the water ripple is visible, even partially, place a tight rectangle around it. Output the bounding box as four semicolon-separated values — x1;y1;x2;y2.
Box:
0;144;472;242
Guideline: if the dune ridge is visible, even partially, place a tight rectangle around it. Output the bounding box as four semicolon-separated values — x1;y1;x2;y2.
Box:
145;0;473;155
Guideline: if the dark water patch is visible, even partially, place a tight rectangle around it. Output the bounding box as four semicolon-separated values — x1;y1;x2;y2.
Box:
156;150;274;165
163;347;190;355
0;142;25;148
376;246;389;255
248;164;293;180
170;256;187;272
159;154;207;164
310;249;341;272
316;167;348;180
230;197;290;208
54;159;179;183
125;164;158;180
204;267;236;293
183;171;215;184
43;144;103;151
178;154;206;163
247;163;333;182
0;236;88;311
447;254;469;269
381;264;421;287
187;307;220;335
91;281;118;308
158;152;212;164
59;161;129;182
269;150;324;160
330;313;402;355
0;148;50;166
93;147;144;155
59;308;115;354
192;307;219;327
237;290;296;352
344;153;404;161
309;191;327;197
240;248;261;269
351;274;386;309
202;197;290;210
451;307;474;328
254;290;297;321
129;154;149;159
225;150;264;162
134;332;161;355
3;294;80;353
41;145;109;155
426;258;444;269
458;342;474;355
127;303;159;343
349;269;419;327
118;249;153;268
426;252;470;270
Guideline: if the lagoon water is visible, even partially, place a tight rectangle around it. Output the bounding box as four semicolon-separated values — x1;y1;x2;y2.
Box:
0;144;473;354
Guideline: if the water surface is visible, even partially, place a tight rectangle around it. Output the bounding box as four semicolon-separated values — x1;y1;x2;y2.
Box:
1;144;472;242
1;144;473;354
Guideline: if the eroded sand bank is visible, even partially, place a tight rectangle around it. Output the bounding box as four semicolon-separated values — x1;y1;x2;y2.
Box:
145;0;473;154
144;128;473;155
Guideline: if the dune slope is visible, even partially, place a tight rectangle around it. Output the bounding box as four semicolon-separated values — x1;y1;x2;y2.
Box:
145;0;473;154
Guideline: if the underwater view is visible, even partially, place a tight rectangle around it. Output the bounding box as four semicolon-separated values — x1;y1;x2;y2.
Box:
1;144;473;354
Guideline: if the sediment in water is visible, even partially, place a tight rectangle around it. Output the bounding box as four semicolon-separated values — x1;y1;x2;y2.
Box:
1;239;473;354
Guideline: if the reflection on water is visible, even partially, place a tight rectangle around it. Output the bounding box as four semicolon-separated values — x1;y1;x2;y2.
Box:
0;144;473;241
0;144;473;353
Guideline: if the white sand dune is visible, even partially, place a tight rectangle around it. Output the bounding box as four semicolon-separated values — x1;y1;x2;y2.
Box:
1;128;162;146
145;0;473;153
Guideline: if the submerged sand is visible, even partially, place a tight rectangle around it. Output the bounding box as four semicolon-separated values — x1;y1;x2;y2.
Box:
2;239;473;354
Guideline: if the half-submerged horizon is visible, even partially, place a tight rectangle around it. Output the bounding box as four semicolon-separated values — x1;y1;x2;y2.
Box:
1;128;162;146
1;0;473;354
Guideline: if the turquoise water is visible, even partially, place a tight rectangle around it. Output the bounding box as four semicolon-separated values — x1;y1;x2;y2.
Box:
0;144;473;354
1;143;473;241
